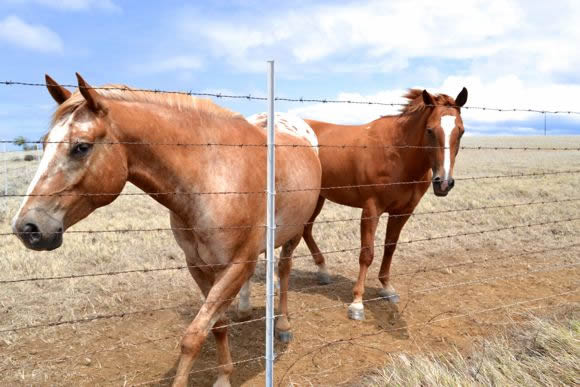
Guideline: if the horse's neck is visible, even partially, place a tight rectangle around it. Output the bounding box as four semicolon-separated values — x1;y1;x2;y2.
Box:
393;110;431;180
111;103;203;215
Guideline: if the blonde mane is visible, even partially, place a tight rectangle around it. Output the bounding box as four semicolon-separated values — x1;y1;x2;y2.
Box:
51;84;242;126
400;89;458;114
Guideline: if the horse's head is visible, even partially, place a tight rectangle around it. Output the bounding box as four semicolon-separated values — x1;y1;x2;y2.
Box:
12;73;128;251
421;87;468;197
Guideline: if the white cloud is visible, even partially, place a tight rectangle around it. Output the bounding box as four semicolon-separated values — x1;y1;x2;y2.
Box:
6;0;121;11
175;0;580;82
0;16;63;53
287;74;580;134
131;55;203;74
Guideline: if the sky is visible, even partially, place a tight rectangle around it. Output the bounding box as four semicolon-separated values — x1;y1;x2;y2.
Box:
0;0;579;148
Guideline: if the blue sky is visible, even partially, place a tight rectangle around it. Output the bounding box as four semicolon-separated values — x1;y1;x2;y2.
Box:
0;0;579;148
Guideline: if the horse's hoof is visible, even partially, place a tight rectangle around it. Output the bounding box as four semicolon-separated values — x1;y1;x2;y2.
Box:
347;305;365;320
378;289;400;304
213;375;231;387
277;330;293;343
317;272;331;285
234;309;252;322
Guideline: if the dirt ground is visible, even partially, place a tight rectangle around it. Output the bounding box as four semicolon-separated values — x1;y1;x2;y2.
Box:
0;136;579;386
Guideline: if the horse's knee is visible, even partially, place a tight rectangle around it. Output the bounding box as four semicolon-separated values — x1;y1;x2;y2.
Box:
180;329;205;355
180;337;197;356
359;250;374;267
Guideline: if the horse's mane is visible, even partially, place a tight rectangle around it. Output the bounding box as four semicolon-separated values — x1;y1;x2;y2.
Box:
51;84;242;126
400;89;457;114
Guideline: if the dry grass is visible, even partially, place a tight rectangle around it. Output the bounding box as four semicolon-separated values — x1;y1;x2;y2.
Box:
363;308;579;387
0;136;578;385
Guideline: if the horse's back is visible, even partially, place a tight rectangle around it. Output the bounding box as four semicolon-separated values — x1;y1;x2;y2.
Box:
247;113;322;247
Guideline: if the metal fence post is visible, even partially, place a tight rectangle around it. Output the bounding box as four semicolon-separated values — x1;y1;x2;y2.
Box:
265;60;276;387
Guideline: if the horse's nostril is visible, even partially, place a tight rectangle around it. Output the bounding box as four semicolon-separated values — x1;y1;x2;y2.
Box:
23;223;39;233
22;223;41;243
448;178;455;189
433;176;441;183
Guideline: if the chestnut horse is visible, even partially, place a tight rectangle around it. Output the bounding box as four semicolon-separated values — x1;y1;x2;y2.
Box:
11;74;321;387
302;88;468;320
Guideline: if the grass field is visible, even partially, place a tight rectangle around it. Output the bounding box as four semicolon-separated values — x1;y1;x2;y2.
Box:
362;309;579;386
0;136;578;386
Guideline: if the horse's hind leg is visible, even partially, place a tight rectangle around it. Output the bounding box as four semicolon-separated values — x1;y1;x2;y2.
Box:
302;196;331;284
276;234;301;342
235;280;252;321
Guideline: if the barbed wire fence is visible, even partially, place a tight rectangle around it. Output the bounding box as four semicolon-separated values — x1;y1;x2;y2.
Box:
0;70;579;386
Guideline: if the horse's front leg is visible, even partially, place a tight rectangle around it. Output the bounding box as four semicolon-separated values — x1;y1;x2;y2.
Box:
377;213;412;304
173;258;255;387
348;203;380;320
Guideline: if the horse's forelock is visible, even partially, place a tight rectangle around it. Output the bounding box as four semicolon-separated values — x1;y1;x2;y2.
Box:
400;89;459;114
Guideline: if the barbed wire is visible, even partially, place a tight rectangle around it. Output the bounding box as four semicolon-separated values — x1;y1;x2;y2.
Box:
2;138;580;151
289;216;580;260
1;241;575;329
1;257;576;336
2;196;578;239
3;238;575;323
1;169;579;199
2;80;580;115
1;215;577;285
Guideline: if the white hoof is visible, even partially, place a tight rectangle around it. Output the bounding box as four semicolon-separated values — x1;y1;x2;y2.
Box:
213;375;231;387
378;288;400;303
347;302;365;320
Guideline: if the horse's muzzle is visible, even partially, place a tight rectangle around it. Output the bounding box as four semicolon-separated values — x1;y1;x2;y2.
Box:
432;176;455;197
13;208;64;251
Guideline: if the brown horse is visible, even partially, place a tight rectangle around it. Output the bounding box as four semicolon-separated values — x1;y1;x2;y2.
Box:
11;74;321;387
302;88;468;320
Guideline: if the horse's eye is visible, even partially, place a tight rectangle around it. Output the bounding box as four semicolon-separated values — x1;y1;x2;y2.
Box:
426;128;434;136
71;142;92;158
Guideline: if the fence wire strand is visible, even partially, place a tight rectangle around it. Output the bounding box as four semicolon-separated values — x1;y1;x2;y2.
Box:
2;196;578;239
2;169;579;199
1;215;577;285
1;258;576;336
2;80;580;115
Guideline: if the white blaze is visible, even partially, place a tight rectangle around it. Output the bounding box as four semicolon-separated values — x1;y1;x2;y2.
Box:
12;114;73;224
440;115;456;180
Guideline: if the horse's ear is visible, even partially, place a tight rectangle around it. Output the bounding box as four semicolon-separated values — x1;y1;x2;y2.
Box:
455;87;468;107
76;72;106;113
422;90;435;106
45;74;71;105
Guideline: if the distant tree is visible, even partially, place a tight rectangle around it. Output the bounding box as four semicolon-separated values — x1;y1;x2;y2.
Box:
13;136;31;151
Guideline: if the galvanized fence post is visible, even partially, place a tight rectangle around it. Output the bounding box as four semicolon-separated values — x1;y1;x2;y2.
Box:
265;60;276;387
